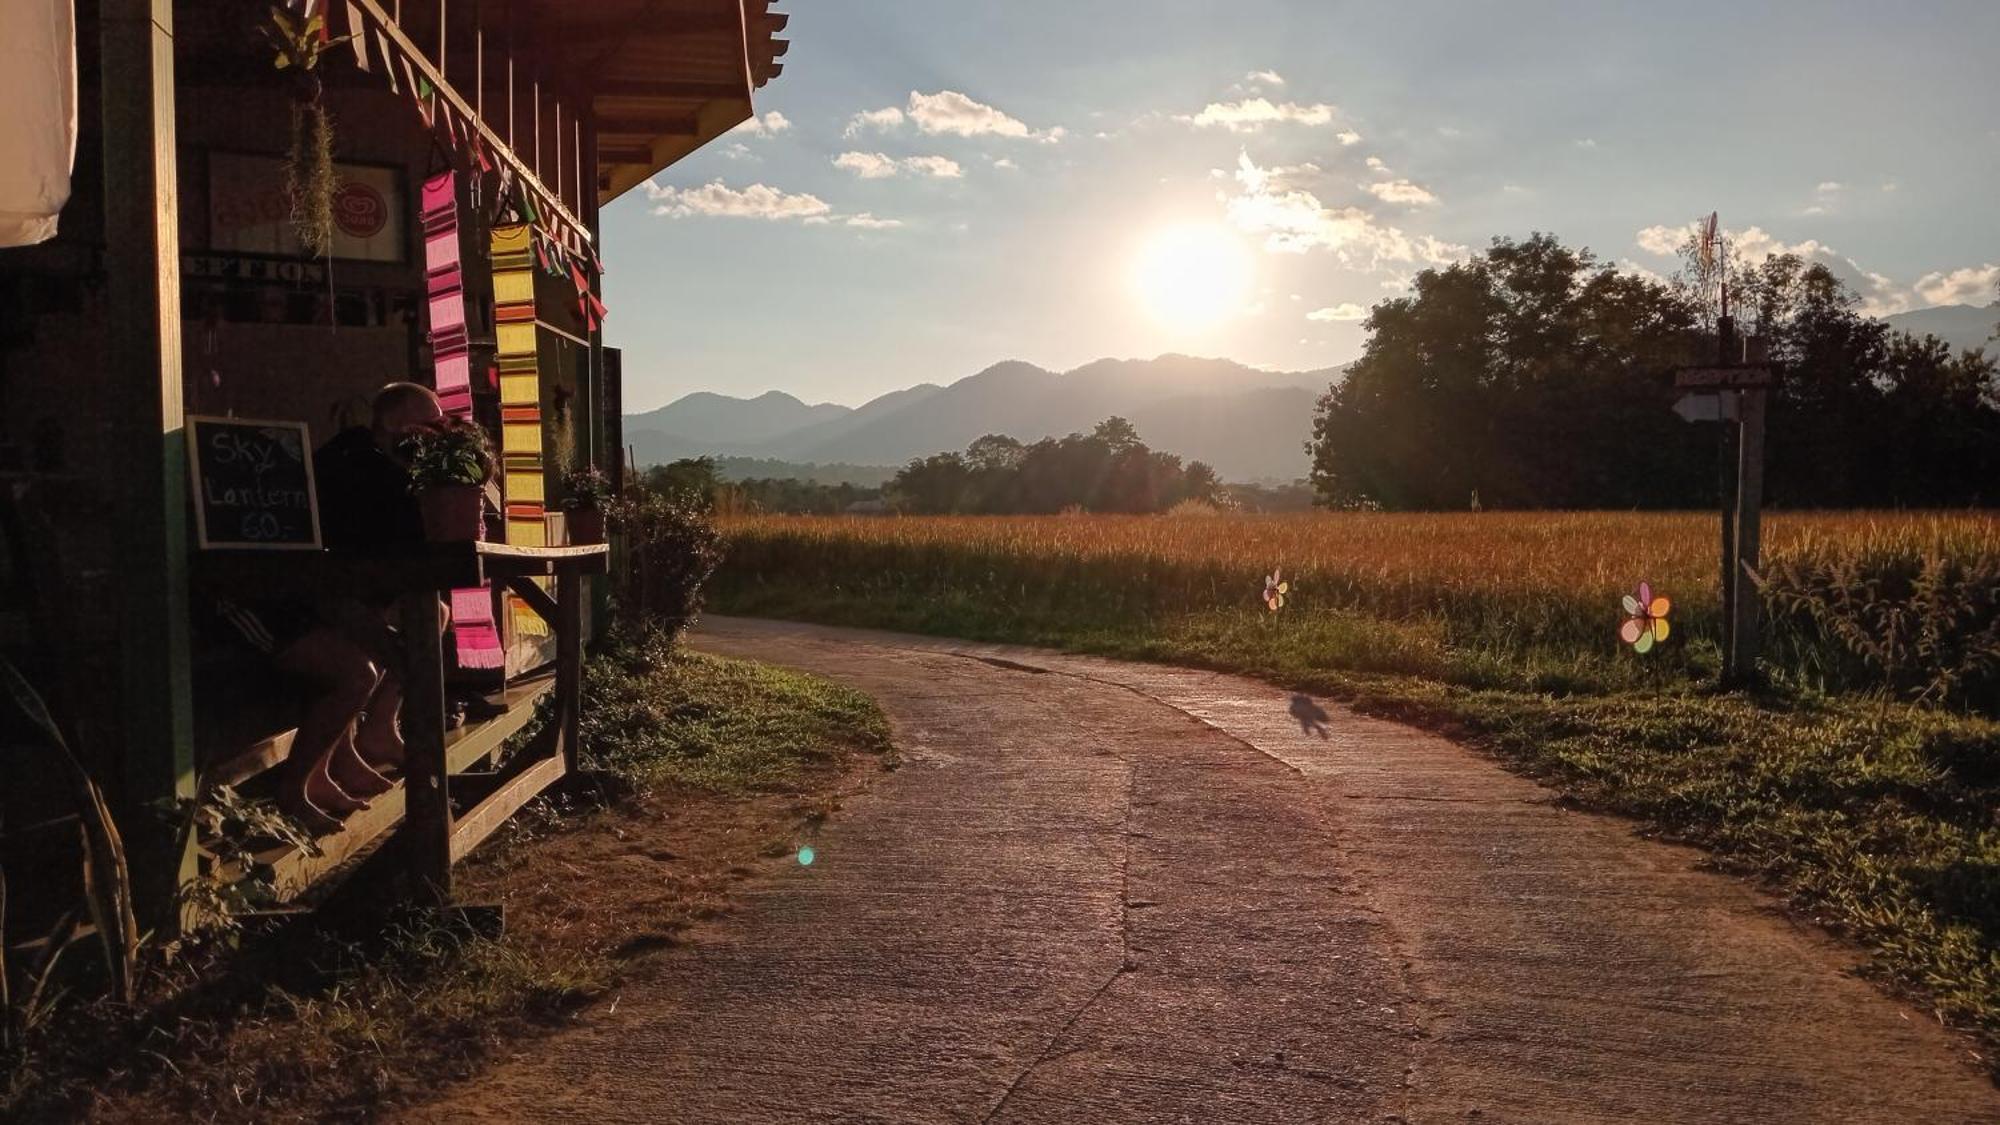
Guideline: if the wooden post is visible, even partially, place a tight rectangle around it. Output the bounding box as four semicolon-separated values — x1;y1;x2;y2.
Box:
1731;387;1768;682
1714;316;1740;682
398;591;452;903
555;571;583;773
100;0;197;926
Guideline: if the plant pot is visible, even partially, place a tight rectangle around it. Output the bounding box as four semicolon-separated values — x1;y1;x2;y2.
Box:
566;507;606;546
418;484;483;542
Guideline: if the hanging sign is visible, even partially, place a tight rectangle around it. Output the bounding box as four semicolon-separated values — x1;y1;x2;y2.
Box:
187;416;322;550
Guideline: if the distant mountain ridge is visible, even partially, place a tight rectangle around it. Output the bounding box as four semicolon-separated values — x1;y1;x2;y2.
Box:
625;354;1344;482
1883;301;1998;357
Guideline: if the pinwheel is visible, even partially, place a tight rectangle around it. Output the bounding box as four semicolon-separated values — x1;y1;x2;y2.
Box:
1264;568;1289;613
1620;582;1672;653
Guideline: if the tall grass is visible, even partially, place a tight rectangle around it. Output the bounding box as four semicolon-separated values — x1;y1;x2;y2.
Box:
716;510;2000;705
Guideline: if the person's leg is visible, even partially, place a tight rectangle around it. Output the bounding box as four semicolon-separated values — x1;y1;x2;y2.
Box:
273;628;381;830
355;672;404;769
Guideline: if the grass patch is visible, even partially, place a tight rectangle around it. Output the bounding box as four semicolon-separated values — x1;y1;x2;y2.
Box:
712;523;2000;1069
4;642;891;1123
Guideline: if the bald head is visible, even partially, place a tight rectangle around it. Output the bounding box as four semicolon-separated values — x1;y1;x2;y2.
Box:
371;382;444;449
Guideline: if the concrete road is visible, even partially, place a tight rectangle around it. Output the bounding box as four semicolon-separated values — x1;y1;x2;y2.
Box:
423;617;1998;1124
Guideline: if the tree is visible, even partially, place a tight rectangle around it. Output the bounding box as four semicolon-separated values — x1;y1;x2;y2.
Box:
888;453;973;514
1093;416;1142;454
1308;231;2000;510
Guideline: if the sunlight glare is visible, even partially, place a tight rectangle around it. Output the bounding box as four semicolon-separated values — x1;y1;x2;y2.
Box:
1132;224;1254;330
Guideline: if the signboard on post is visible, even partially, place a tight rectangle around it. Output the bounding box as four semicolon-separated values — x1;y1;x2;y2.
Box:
187;416;322;550
1674;365;1777;390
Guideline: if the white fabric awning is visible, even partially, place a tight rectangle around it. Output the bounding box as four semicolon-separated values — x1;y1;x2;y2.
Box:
0;0;78;248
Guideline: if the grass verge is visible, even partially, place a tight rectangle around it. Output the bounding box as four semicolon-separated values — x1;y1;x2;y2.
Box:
712;582;2000;1073
3;641;891;1123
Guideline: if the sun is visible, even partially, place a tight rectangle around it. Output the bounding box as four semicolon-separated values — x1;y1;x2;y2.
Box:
1132;224;1255;329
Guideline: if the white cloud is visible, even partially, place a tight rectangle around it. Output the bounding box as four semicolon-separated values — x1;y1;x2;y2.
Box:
731;111;791;137
1222;152;1467;267
1575;138;1598;149
845;214;904;230
1306;303;1369;322
992;157;1018;170
644;179;830;222
1246;69;1286;86
1335;129;1362;146
1365;156;1392;176
842;106;906;137
1882;181;1900;192
1365;179;1438;206
847;91;1061;142
903;155;965;179
833;152;899;179
1815;180;1843;193
1180;97;1340;132
908;89;1034;137
1913;265;2000;307
832;152;963;179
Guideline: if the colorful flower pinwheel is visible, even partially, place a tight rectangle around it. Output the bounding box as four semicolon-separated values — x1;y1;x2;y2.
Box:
1619;582;1671;653
1264;568;1289;613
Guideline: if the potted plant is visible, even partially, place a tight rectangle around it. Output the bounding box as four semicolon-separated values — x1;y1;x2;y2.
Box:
558;464;614;545
398;416;496;541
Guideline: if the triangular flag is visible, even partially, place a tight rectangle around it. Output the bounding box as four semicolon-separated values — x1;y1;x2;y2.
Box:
345;3;368;69
377;30;398;93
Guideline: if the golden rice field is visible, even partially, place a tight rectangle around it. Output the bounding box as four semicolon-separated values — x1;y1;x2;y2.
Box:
715;509;2000;698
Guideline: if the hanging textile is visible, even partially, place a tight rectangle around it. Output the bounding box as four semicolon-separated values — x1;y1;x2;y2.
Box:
491;222;551;638
0;0;77;247
421;171;504;668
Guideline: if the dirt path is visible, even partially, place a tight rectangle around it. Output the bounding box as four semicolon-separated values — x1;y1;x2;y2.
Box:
417;617;1997;1124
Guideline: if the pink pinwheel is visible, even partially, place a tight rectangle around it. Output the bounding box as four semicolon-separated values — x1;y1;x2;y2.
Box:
1619;582;1672;654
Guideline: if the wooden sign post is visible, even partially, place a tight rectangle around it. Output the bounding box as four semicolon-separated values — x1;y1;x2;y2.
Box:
1674;324;1775;687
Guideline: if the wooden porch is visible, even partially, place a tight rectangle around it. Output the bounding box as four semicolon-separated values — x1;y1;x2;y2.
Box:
191;540;607;904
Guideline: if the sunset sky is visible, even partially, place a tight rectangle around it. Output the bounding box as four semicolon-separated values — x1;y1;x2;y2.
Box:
601;0;2000;412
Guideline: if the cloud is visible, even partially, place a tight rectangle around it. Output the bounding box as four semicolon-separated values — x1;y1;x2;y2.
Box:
1914;265;2000;307
1815;180;1843;193
1633;220;1990;317
832;152;963;179
991;157;1018;170
1335;129;1362;146
843;106;906;137
1306;303;1369;322
903;155;965;178
833;152;899;179
1574;138;1598;149
844;214;904;230
1222;152;1466;266
847;91;1061;142
731;111;791;137
1365;156;1391;176
1365;179;1438;206
644;179;830;222
1245;69;1286;86
1180;97;1340;132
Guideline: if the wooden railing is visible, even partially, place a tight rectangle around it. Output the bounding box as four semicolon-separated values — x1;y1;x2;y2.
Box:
191;541;608;903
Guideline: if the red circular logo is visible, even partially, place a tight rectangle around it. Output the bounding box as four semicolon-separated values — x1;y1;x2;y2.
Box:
333;181;387;239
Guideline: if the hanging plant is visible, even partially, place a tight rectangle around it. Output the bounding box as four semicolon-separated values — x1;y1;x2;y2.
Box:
259;6;351;258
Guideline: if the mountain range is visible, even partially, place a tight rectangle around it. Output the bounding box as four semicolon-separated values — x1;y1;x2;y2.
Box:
622;304;1997;485
623;355;1343;482
1883;301;1998;356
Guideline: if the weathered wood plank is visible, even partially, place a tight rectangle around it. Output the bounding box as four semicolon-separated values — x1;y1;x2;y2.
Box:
447;752;565;864
396;592;451;903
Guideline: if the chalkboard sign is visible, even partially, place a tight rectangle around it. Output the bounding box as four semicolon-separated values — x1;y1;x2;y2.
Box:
187;415;323;550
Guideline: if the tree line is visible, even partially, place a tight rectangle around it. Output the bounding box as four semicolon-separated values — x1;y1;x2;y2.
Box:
886;418;1223;515
1310;232;2000;510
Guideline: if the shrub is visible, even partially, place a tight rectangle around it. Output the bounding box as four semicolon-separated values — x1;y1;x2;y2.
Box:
610;489;724;642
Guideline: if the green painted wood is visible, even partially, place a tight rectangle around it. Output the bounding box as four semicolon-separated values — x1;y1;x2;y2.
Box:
99;0;196;927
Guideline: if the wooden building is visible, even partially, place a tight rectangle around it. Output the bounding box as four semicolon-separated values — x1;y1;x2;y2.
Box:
0;0;786;927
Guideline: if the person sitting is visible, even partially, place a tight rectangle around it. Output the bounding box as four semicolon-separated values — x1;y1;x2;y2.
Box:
217;383;446;832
